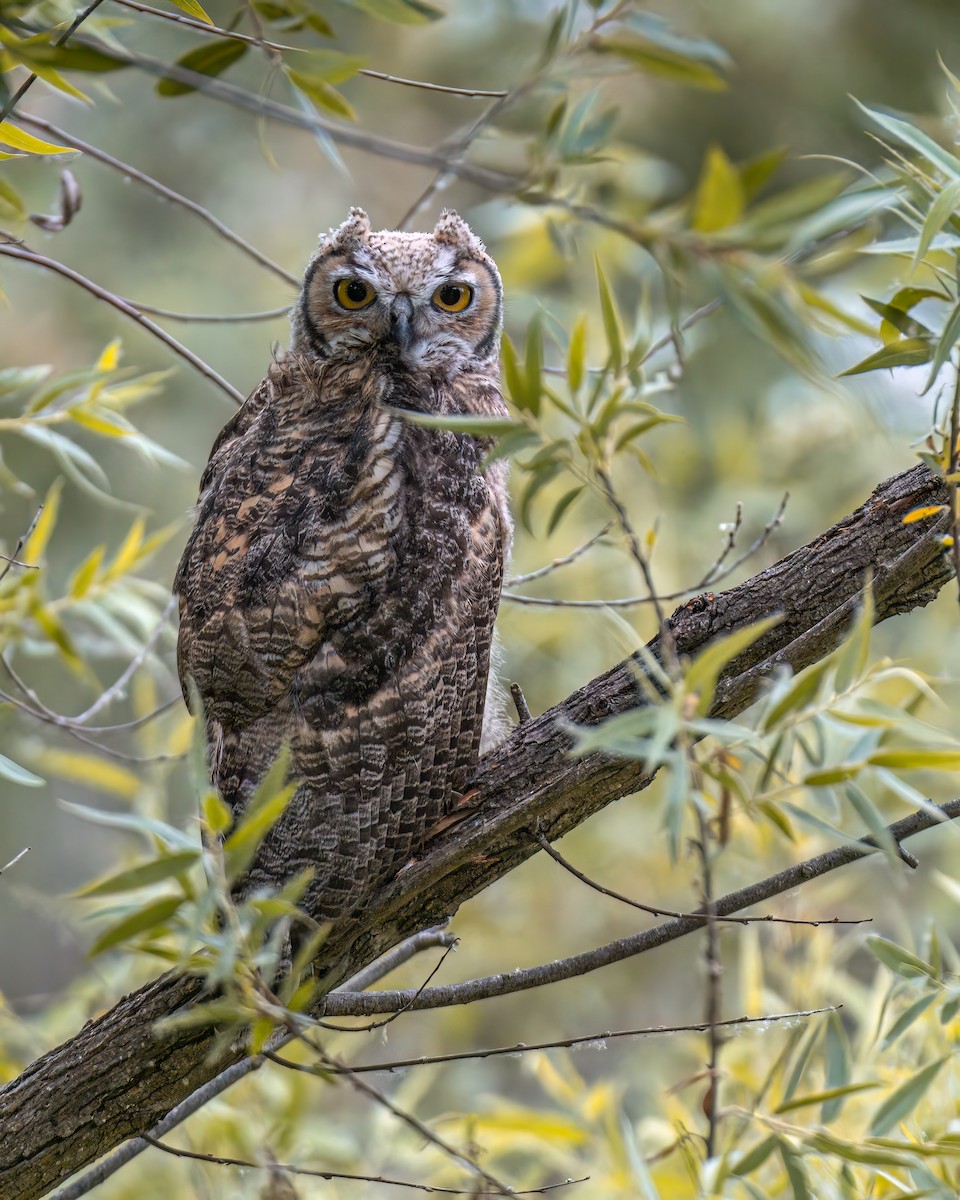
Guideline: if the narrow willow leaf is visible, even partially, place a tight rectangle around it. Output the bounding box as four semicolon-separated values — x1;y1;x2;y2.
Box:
352;0;445;23
168;0;214;23
855;99;960;182
590;34;727;91
839;337;932;376
287;69;355;119
546;485;585;536
397;411;522;436
0;752;43;787
762;658;832;731
685;615;782;715
914;179;960;268
866;935;938;981
202;790;232;835
821;1012;850;1122
861;295;933;342
567;315;587;395
922;298;960;394
0;121;73;155
881;992;940;1050
692;144;745;232
868;748;960;771
595;258;623;371
67;544;105;599
23;479;63;562
501;334;530;411
805;1131;913;1167
283;50;365;83
77;851;199;897
43;749;140;799
869;1057;950;1136
157;42;247;97
834;586;874;693
779;1142;812;1200
89;896;184;956
730;1134;779;1176
903;505;947;523
775;1081;880;1114
524;318;543;417
59;800;197;850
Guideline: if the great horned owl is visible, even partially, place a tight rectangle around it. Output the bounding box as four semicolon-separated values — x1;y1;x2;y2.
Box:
174;208;512;922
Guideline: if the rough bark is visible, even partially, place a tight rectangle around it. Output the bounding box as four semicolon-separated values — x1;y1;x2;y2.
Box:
0;462;952;1200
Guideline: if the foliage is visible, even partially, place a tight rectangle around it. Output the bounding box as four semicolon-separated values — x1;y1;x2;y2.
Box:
3;1;960;1197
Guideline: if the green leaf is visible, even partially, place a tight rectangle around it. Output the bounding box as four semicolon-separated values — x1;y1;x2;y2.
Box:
157;42;248;97
775;1081;880;1114
834;586;874;692
223;749;298;877
868;748;960;772
870;1056;950;1136
730;1134;779;1176
692;145;745;232
395;411;522;437
89;896;184;956
524;317;543;418
595;258;623;372
779;1141;812;1200
922;298;960;394
59;800;198;851
591;33;728;91
286;69;355;119
914;179;960;268
685;615;782;716
352;0;444;22
762;658;832;731
866;936;938;981
855;99;960;182
546;485;585;536
283;50;365;83
0;120;73;156
881;992;940;1050
77;851;199;897
202;791;233;835
0;752;44;787
501;334;529;410
860;296;933;343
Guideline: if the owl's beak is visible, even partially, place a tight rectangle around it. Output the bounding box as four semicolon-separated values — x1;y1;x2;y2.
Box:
388;294;415;351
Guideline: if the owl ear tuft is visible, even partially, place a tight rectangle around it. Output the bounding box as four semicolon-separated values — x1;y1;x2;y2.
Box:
321;207;372;251
433;209;485;254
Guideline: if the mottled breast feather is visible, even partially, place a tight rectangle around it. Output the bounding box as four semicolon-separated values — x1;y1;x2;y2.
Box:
174;348;511;921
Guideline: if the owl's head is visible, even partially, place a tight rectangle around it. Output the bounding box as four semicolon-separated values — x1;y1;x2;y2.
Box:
291;208;502;376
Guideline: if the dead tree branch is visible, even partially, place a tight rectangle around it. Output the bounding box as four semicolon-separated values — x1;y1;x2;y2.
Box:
0;462;953;1200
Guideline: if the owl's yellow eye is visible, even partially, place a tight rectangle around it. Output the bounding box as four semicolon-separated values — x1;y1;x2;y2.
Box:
334;279;376;310
432;283;473;313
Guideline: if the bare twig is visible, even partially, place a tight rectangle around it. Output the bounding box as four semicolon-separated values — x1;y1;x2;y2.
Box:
504;494;788;609
124;301;292;323
534;831;868;928
510;682;532;724
270;1006;835;1076
505;523;612;587
282;1021;519;1198
336;925;456;993
109;0;508;97
74;598;177;725
15;114;299;287
0;0;108;122
320;798;960;1018
0;505;42;586
950;364;960;606
695;803;722;1158
0;243;244;405
142;1135;582;1195
0;848;30;876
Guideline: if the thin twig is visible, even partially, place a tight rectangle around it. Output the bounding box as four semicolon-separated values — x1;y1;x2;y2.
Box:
109;0;508;97
141;1135;581;1195
47;926;457;1200
0;505;42;586
269;1007;835;1076
949;363;960;607
0;848;30;875
125;301;291;323
0;0;108;122
0;243;244;405
282;1020;519;1198
15;114;299;287
320;798;960;1018
695;803;722;1159
504;494;788;609
74;597;177;724
505;523;612;586
534;831;868;927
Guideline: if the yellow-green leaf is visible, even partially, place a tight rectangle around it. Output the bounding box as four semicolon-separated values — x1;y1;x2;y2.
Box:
839;337;932;376
287;69;355;119
77;851;198;897
685;614;782;715
283;49;364;84
23;479;63;562
870;1057;950;1136
107;517;145;579
868;748;960;771
202;790;233;835
776;1081;881;1114
95;339;122;373
168;0;214;23
67;544;105;599
0;121;73;156
89;896;184;956
903;504;947;524
866;935;937;980
42;749;140;799
692;145;745;232
567;315;587;395
157;41;247;97
595;258;623;372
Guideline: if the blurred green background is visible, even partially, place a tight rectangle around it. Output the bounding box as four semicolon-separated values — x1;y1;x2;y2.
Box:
3;0;960;1194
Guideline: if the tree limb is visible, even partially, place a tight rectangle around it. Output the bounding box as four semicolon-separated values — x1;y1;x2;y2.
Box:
0;462;952;1200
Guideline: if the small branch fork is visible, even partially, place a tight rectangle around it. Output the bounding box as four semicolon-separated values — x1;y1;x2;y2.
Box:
0;505;42;586
0;0;107;122
504;494;788;609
